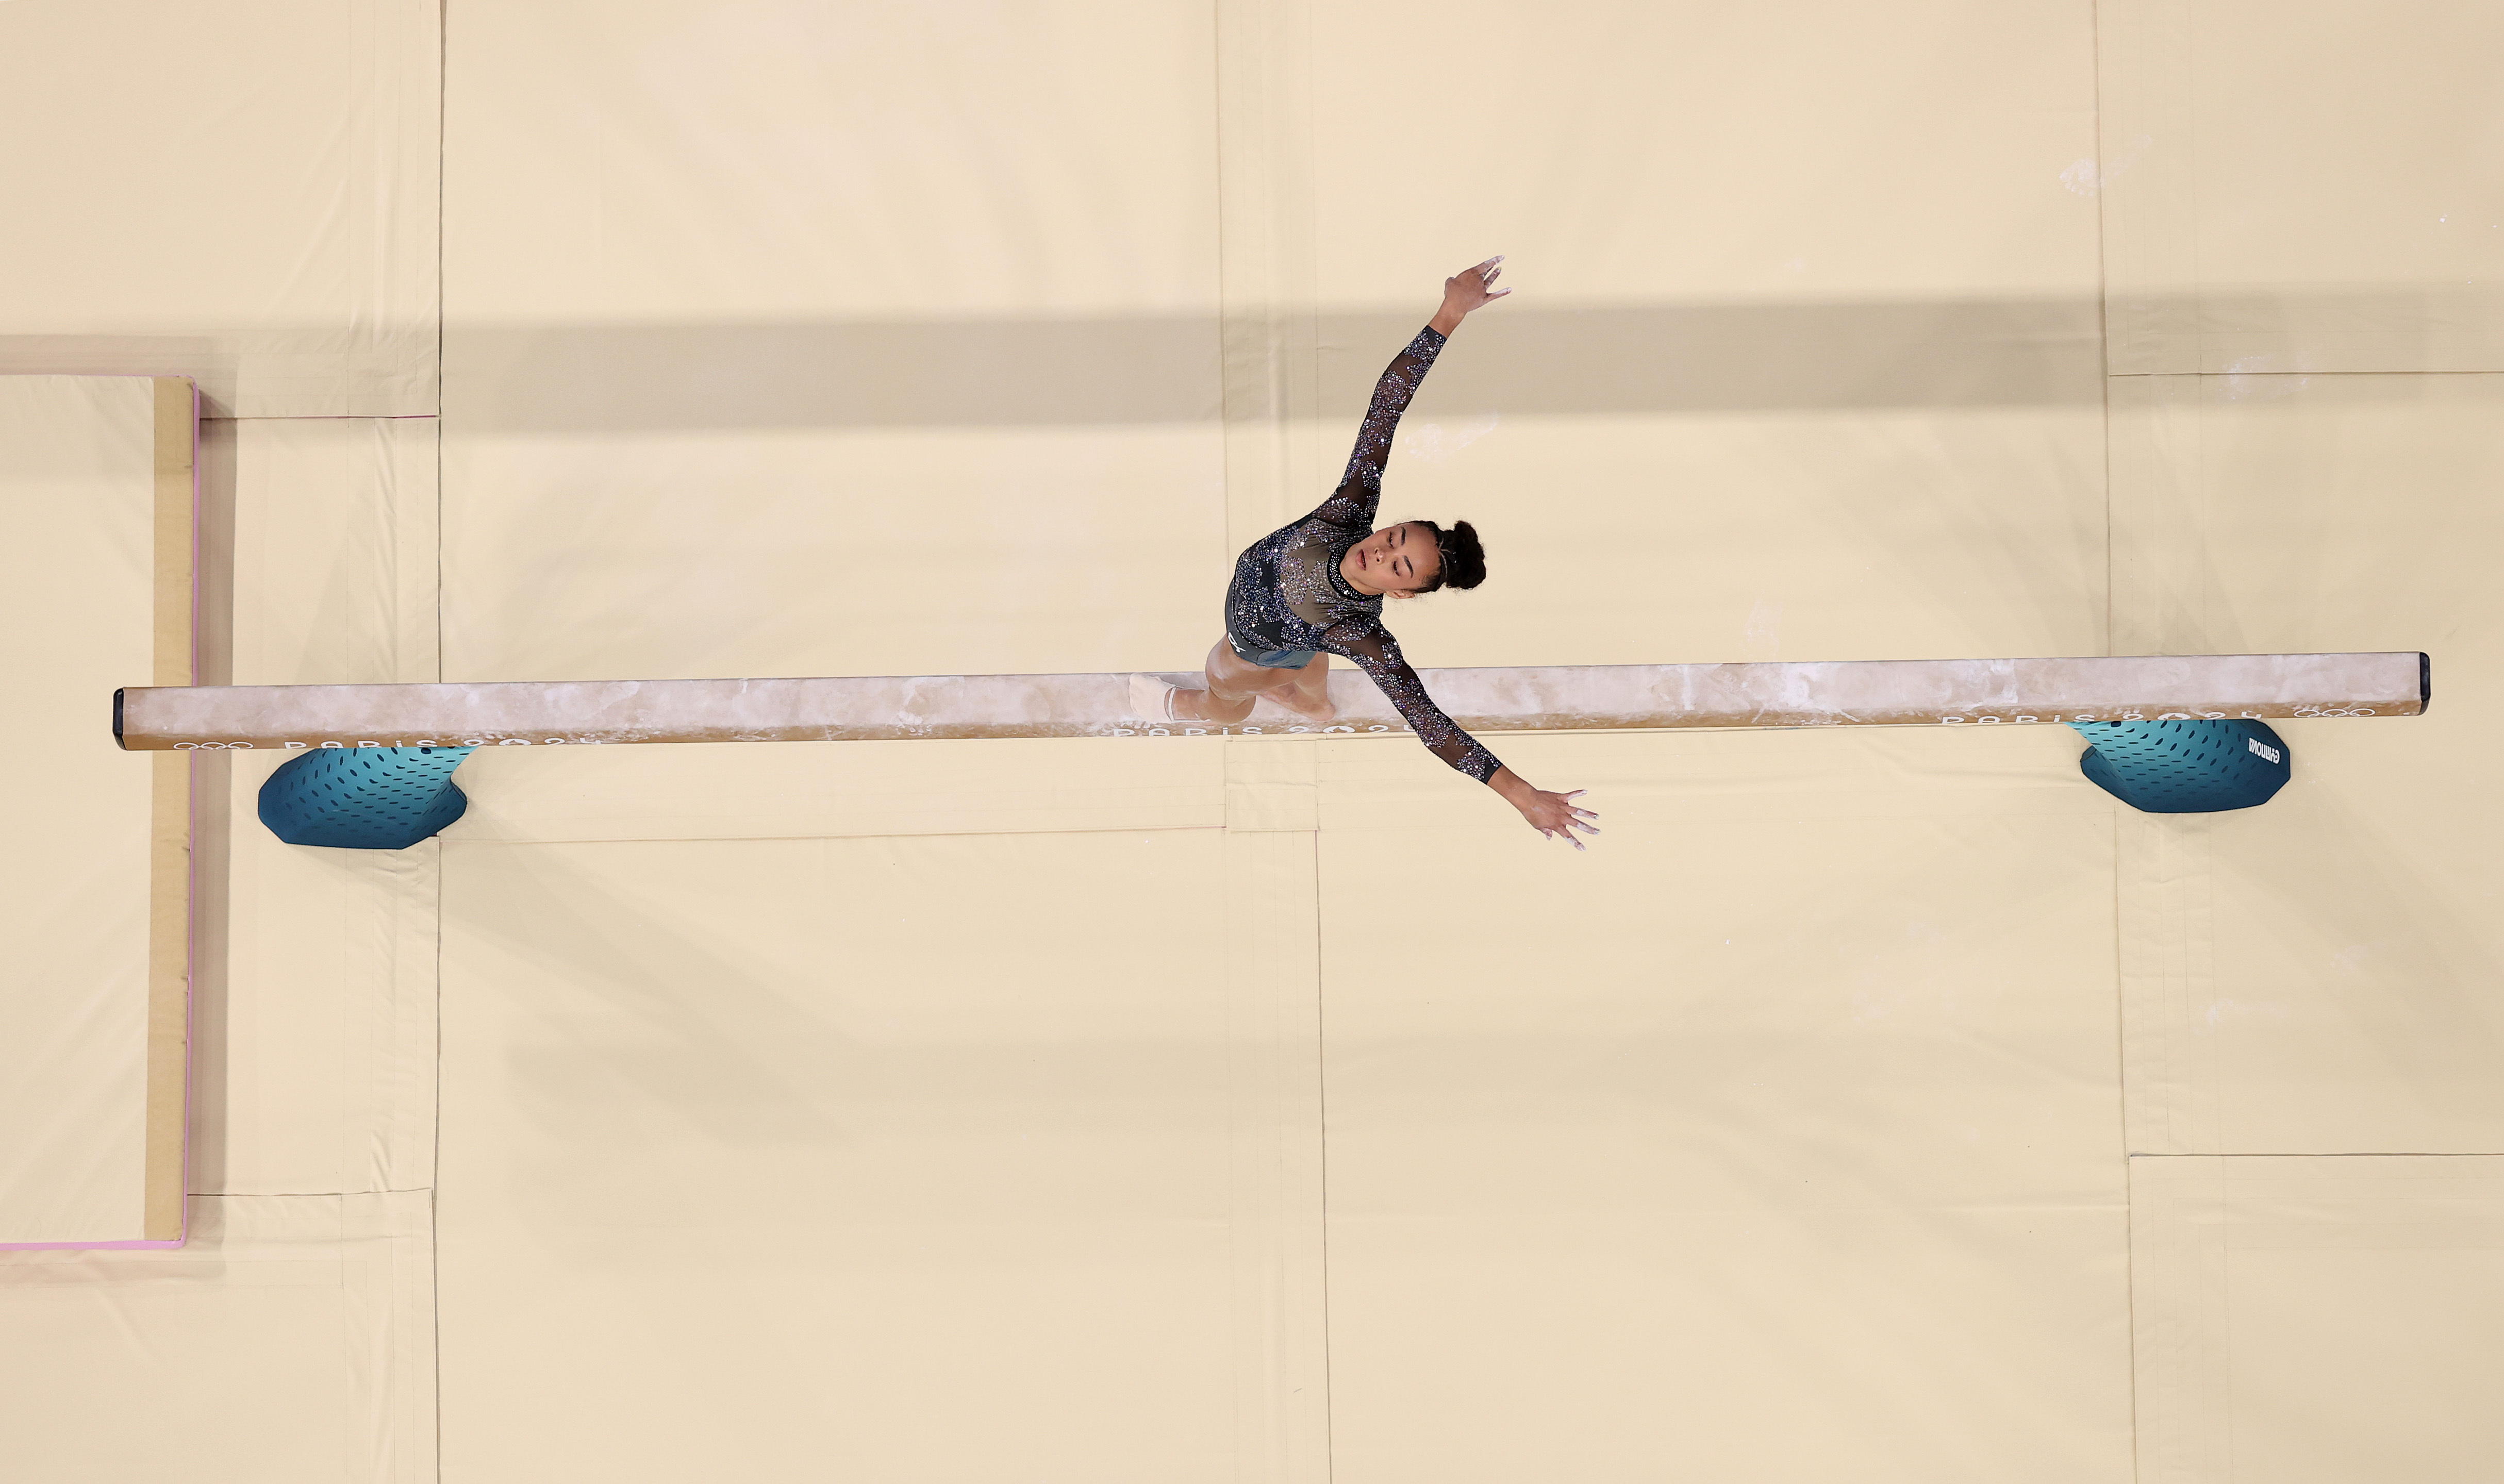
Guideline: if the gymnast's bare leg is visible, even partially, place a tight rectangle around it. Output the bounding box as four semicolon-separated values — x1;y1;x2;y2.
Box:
1169;640;1335;724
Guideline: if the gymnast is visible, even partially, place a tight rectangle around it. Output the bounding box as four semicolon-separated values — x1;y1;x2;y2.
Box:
1132;257;1600;849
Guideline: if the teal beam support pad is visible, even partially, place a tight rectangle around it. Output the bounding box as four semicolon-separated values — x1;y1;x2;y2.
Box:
257;746;474;849
2069;719;2290;813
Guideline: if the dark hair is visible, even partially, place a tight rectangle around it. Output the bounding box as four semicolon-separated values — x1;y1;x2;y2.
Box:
1415;519;1486;593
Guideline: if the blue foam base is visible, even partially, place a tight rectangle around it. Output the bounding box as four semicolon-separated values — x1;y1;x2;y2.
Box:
2070;719;2290;813
257;746;476;849
246;721;2291;846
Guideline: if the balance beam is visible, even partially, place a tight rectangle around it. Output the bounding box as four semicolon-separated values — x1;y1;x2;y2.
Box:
115;652;2428;751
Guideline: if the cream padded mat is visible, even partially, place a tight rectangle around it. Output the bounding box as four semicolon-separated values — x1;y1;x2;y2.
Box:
0;377;159;1245
0;4;439;417
4;0;2500;1479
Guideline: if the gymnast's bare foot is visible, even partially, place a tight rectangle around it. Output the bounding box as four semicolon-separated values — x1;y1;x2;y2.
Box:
1129;673;1180;721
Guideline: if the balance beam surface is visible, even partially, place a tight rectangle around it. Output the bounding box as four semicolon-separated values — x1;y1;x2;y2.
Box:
116;652;2429;752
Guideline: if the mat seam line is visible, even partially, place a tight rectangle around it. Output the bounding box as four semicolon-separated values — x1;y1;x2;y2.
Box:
2088;11;2145;1477
431;4;449;1480
1309;822;1333;1484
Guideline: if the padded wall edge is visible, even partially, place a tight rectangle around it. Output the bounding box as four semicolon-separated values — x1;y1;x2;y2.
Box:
144;376;195;1243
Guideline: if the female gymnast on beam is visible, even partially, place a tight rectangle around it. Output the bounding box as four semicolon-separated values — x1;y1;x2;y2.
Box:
1130;256;1600;849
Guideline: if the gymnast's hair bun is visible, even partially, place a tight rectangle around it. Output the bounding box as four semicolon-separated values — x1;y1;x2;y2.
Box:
1427;519;1486;592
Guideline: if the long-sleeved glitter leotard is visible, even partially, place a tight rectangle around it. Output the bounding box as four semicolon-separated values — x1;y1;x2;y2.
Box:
1223;325;1503;783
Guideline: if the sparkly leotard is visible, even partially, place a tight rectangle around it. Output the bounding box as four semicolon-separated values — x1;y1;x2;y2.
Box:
1223;325;1503;783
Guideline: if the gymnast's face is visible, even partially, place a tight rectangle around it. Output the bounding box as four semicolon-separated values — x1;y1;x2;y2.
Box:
1342;521;1440;598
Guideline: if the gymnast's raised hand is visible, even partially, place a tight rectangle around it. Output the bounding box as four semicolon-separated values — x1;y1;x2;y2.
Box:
1429;254;1511;332
1130;255;1601;851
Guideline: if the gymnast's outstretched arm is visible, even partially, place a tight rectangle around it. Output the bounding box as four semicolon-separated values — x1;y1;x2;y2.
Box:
1307;257;1512;530
1324;616;1601;850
